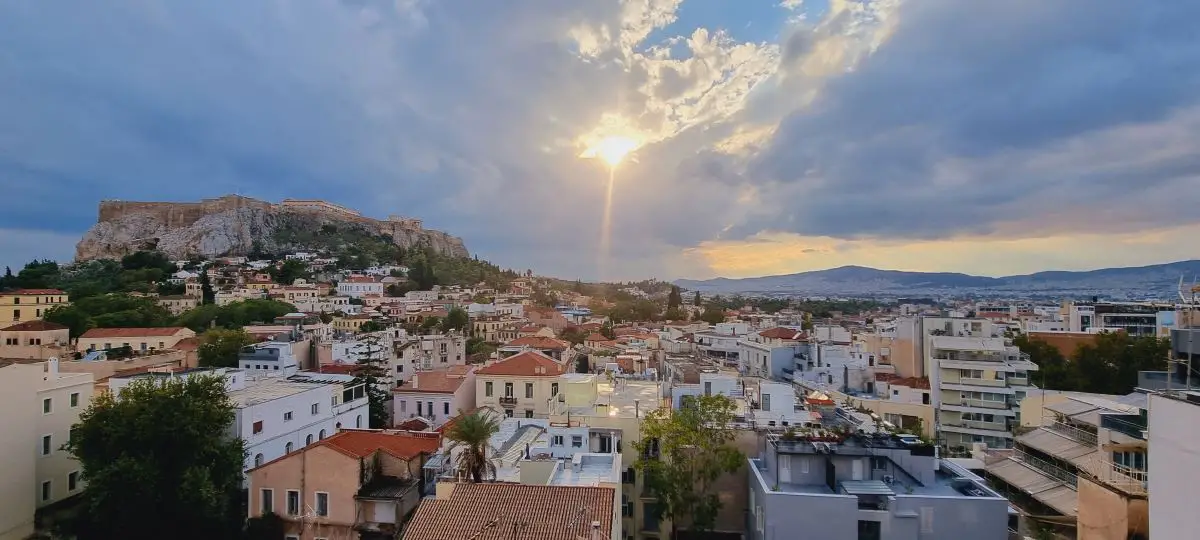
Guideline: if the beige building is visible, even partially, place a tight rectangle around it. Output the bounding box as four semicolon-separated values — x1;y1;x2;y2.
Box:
36;359;94;509
474;350;566;418
77;326;197;354
247;429;441;540
0;320;71;360
156;295;200;316
0;361;40;540
0;289;69;326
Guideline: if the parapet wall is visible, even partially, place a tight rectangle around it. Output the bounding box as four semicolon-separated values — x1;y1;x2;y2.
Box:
98;195;273;226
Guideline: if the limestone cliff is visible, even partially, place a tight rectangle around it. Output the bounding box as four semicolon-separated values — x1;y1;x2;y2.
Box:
75;195;469;261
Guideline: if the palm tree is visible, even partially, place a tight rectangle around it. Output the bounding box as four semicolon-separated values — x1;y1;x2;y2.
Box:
443;410;500;483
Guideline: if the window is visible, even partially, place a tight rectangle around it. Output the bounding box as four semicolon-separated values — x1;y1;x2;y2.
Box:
551;382;559;396
311;403;319;415
356;415;363;428
552;435;564;446
41;481;51;502
254;453;264;467
485;382;493;397
70;392;80;407
761;393;771;412
960;369;983;379
68;471;80;491
284;411;293;422
41;434;52;456
285;442;294;453
253;421;263;434
871;456;887;471
571;435;583;448
400;400;407;412
43;397;52;414
504;382;513;397
622;467;635;484
261;489;274;514
286;490;300;515
857;520;882;540
524;410;534;418
319;429;326;440
443;402;450;415
417;402;423;415
315;492;329;516
505;409;514;418
13;309;19;320
525;383;534;398
305;434;314;446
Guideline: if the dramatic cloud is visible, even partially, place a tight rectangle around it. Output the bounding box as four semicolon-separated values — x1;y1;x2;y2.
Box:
0;0;1196;279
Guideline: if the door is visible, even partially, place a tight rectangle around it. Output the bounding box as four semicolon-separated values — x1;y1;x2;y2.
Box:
779;455;792;483
852;459;864;480
599;435;612;454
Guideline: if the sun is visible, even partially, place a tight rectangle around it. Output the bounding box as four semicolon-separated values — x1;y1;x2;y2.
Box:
582;135;640;166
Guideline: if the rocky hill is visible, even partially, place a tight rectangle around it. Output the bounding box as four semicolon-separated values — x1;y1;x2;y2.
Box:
75;195;469;261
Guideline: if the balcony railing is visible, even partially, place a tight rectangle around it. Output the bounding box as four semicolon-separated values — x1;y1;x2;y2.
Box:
1012;448;1078;486
960;398;1010;410
957;377;1008;388
1046;420;1098;447
947;419;1009;432
1075;455;1148;496
498;396;518;406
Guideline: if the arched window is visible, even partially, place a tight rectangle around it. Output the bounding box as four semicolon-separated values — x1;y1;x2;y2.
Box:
285;442;293;453
319;429;326;440
305;434;314;446
356;415;362;428
254;453;263;467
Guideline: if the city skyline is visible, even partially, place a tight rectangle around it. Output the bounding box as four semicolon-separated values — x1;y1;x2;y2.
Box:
2;0;1198;280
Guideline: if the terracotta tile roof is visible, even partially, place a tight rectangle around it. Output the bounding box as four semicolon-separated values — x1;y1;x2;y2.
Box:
518;325;543;333
393;365;473;394
344;276;378;283
885;375;931;390
395;417;434;431
435;407;491;434
317;363;366;375
3;289;66;295
173;337;201;351
1;320;68;332
79;327;190;339
585;333;607;342
506;335;569;350
403;483;615;540
758;327;808;340
320;430;442;460
475;350;565;377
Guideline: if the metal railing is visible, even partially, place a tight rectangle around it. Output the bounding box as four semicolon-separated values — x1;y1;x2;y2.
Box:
1046;420;1098;447
1075;455;1148;496
1012;448;1078;487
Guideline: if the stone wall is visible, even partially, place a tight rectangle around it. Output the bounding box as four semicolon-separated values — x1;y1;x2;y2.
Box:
97;195;272;227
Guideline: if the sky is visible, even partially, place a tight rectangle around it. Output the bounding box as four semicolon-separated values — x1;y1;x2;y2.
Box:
1;0;1199;281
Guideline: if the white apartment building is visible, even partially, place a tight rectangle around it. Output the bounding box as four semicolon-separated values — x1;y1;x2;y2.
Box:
738;327;807;379
1148;391;1200;539
109;368;369;473
0;360;41;540
35;359;94;509
291;296;351;314
749;381;808;428
238;342;300;376
337;276;385;298
391;334;467;386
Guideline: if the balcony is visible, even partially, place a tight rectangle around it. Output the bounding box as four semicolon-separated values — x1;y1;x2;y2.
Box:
1076;455;1147;496
957;377;1008;389
1046;420;1098;447
961;398;1010;410
498;396;518;407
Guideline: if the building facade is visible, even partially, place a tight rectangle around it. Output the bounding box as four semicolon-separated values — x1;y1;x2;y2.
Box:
77;326;197;353
392;365;476;427
474;351;566;418
0;289;68;326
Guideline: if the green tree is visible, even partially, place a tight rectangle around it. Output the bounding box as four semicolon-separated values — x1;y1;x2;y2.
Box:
199;267;215;304
560;326;586;345
269;259;309;285
16;259;60;289
64;375;245;540
197;328;255;368
634;394;744;536
44;304;94;339
699;304;726;325
1013;335;1071;390
44;293;174;337
600;320;616;340
121;250;176;274
443;410;501;482
359;320;387;333
667;286;682;310
352;334;391;428
0;265;15;289
245;512;286;540
440;307;469;333
419;316;442;333
175;299;296;333
693;291;702;306
801;312;814;331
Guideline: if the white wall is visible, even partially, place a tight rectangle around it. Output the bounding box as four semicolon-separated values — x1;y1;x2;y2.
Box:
0;363;40;540
238;383;369;472
1148;393;1200;540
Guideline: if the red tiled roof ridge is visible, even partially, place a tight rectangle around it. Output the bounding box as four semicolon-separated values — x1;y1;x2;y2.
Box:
2;320;69;332
3;289;66;295
475;350;565;377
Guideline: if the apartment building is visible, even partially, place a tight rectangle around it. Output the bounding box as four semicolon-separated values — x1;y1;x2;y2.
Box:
738;326;807;379
984;392;1149;539
547;375;666;539
1147;390;1200;540
474;350;566;418
77;326;197;353
109;368;369;473
930;334;1037;449
239;341;302;376
392;365;476;427
391;334;467;385
337;276;384;298
498;335;572;361
247;430;441;540
0;361;41;540
749;433;1009;540
0;320;71;360
0;289;68;326
35;359;94;509
156;294;199;315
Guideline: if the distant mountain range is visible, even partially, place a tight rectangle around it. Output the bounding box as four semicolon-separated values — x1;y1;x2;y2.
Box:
674;260;1200;300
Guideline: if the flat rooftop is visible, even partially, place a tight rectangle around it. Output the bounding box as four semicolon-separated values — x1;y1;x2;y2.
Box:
549;454;620;486
229;378;324;407
567;379;662;417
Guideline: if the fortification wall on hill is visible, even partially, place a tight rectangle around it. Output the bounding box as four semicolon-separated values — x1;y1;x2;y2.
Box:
98;195;273;226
